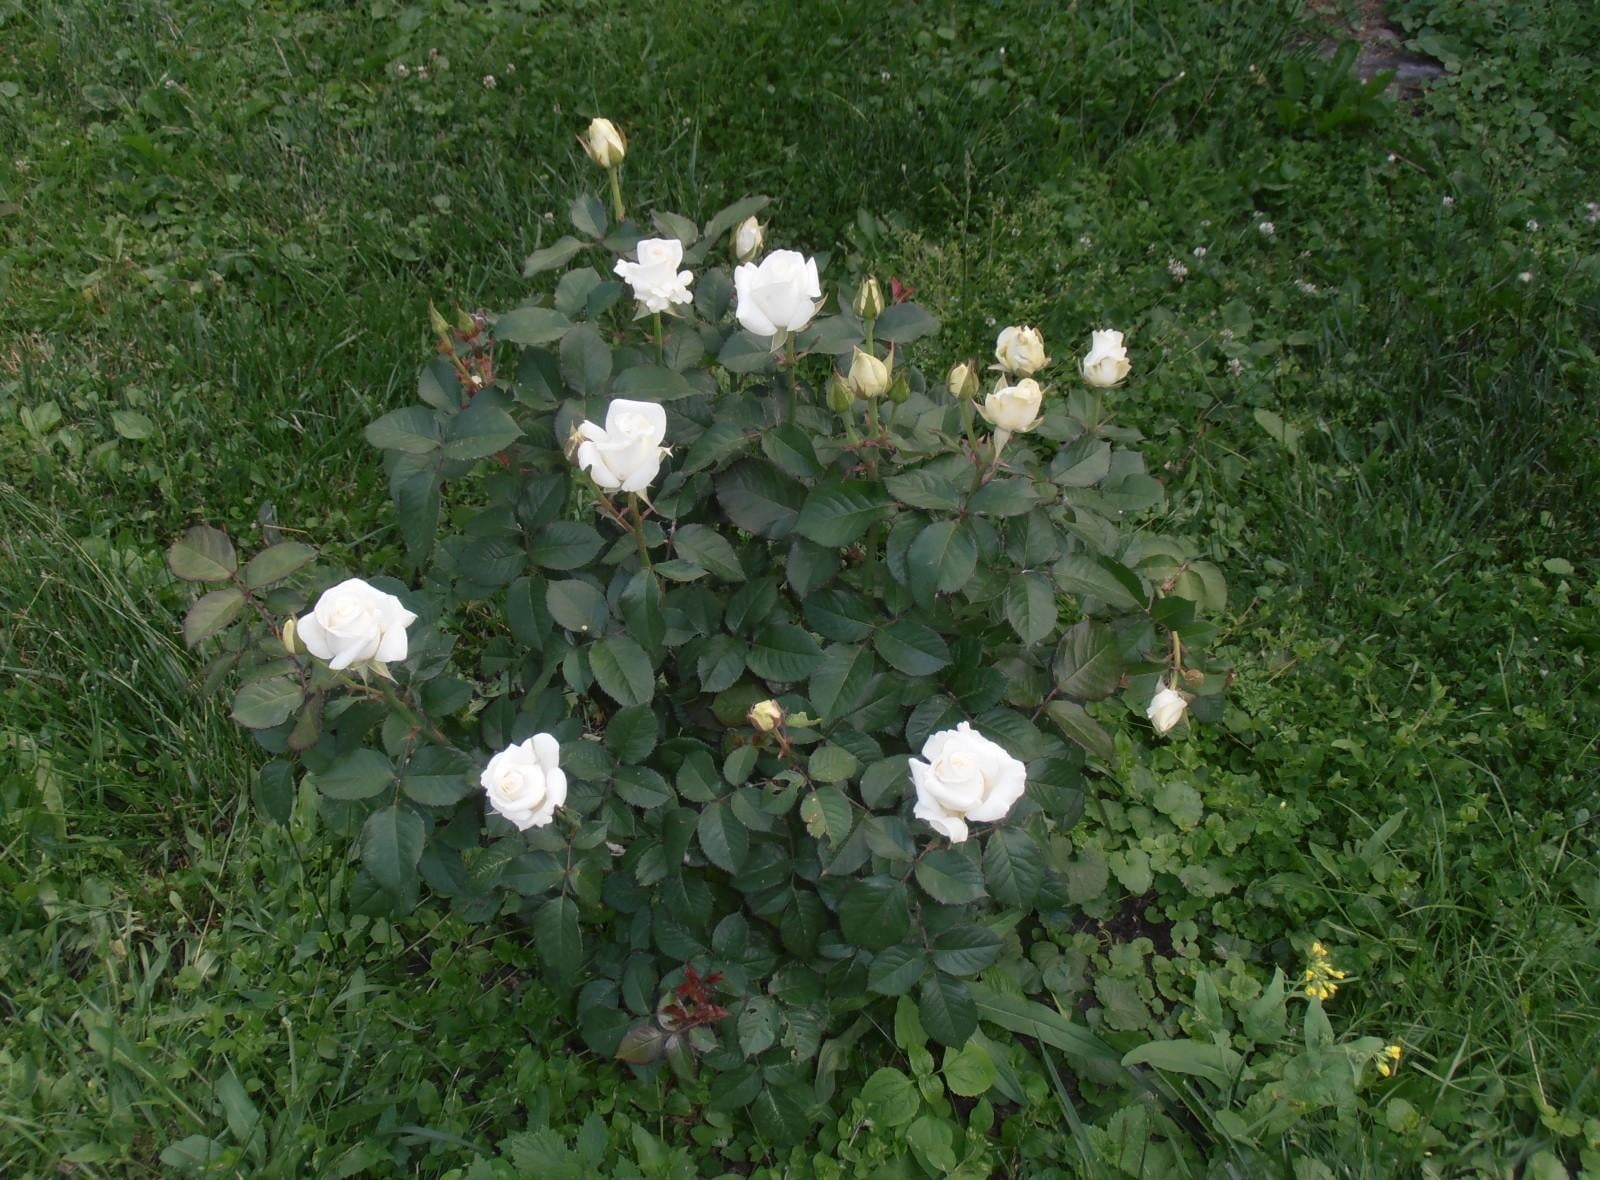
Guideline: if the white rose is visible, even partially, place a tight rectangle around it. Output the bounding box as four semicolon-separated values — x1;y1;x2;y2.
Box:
909;722;1027;843
481;734;566;830
733;249;821;339
1080;329;1132;388
296;578;417;673
847;347;891;398
748;699;784;733
574;398;669;493
732;215;765;263
978;377;1044;434
614;237;694;315
580;117;626;168
1146;684;1188;736
993;325;1049;376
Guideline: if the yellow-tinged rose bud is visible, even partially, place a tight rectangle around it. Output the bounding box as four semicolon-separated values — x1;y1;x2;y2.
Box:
428;301;450;339
749;699;784;733
580;117;626;168
731;215;764;263
826;372;855;413
852;275;885;320
281;615;298;655
847;347;892;398
947;360;980;400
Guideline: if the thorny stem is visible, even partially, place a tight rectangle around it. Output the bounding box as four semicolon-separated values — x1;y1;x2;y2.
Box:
627;493;655;572
784;334;800;425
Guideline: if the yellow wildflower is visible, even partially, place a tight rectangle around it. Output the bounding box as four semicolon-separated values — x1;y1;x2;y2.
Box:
1376;1044;1403;1077
1301;941;1349;1002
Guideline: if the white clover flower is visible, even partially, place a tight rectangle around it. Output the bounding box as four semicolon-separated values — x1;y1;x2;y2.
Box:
1168;259;1189;281
1442;195;1455;208
1192;245;1208;258
1519;271;1533;283
1587;202;1600;224
482;74;497;89
1227;357;1244;377
1258;220;1276;237
1526;219;1540;232
1077;233;1094;249
395;62;410;78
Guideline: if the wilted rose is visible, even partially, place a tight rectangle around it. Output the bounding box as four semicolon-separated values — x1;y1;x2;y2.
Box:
574;399;670;493
1146;683;1188;735
1080;328;1132;388
733;249;821;339
909;722;1027;843
296;578;417;673
614;237;694;315
482;734;566;830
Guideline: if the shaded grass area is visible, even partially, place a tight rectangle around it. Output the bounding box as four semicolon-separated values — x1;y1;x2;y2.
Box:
3;0;1599;1173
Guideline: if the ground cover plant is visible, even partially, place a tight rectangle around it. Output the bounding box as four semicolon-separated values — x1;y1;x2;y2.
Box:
3;0;1597;1176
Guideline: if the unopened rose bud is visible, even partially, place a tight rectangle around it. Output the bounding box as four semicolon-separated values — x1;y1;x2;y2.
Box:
886;371;911;404
731;215;764;263
749;699;784;733
454;306;476;337
580;117;626;168
825;372;855;413
947;360;980;400
852;275;885;321
428;301;450;340
281;615;298;655
847;347;891;399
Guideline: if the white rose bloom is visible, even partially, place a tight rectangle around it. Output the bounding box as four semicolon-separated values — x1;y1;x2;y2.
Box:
1080;329;1132;388
574;398;670;493
847;347;891;398
732;215;765;263
614;237;694;315
1147;684;1188;736
909;722;1027;844
993;324;1049;376
296;578;417;673
481;734;566;830
580;117;626;168
733;249;822;339
978;377;1044;434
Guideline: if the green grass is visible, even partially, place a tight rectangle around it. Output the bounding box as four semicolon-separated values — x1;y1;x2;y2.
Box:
4;0;1599;1174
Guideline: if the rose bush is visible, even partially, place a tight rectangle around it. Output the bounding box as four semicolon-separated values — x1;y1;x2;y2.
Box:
170;119;1231;1140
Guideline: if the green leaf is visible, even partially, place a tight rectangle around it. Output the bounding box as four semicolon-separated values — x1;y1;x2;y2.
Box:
695;634;746;693
1002;573;1057;646
365;405;441;454
965;477;1038;517
967;981;1122;1071
243;542;317;589
613;765;672;808
874;302;940;344
619;569;665;654
1243;968;1288;1043
867;946;929;997
718;331;778;374
799;784;854;843
253;761;295;825
681;421;749;474
697;799;749;872
167;525;237;582
590;635;655;706
930;924;1003;976
315;748;395;800
530;521;605;570
805;745;859;786
702;194;770;244
808;643;877;726
523;236;585;275
716;459;803;539
1053;436;1112;487
749;1085;809;1146
400;745;476;806
859;757;910;808
943;1038;999;1098
747;622;824;683
915;850;987;905
605;704;658;764
838;877;910;950
230;677;303;729
559;323;612;397
535;896;583;981
546;578;610;635
918;973;977;1047
1044;699;1114;760
1052;620;1122;699
673;524;745;581
738;997;778;1057
1121;1039;1244;1089
859;1067;921;1126
884;467;964;512
761;423;823;479
441;396;522;461
651;209;700;246
907;520;977;606
495;306;574;346
983;828;1045;908
873;620;951;676
360;804;425;897
796;481;892;547
570;193;607;239
1053;554;1143;609
184;588;246;646
111;409;155;440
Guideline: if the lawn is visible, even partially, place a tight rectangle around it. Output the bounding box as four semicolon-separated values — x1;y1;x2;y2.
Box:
2;0;1598;1176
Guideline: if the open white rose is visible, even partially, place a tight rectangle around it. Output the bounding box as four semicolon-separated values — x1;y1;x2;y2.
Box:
574;399;669;493
1146;684;1188;736
909;722;1027;843
580;117;626;168
614;237;694;315
993;325;1049;376
1080;329;1132;387
481;734;566;830
978;377;1045;435
296;578;417;673
732;215;764;263
733;249;821;339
